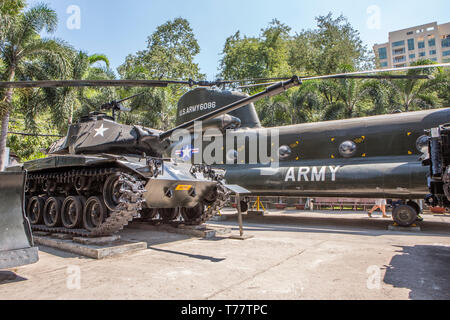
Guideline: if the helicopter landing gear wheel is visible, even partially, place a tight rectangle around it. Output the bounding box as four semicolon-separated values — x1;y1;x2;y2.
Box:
26;196;45;225
61;196;85;229
392;204;417;227
43;197;63;227
159;208;179;222
406;200;423;222
83;196;107;231
181;204;204;222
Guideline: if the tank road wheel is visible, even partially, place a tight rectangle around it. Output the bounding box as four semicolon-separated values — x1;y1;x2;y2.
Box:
43;197;63;227
83;196;108;231
181;204;205;222
61;196;85;229
26;196;45;225
103;173;123;211
392;205;417;227
159;208;179;222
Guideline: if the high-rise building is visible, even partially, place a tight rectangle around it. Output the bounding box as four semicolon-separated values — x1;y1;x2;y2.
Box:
373;22;450;68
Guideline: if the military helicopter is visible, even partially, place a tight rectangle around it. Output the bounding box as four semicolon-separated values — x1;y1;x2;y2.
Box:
164;63;450;227
0;63;449;231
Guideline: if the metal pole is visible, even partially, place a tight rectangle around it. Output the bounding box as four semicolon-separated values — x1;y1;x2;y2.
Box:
236;194;244;237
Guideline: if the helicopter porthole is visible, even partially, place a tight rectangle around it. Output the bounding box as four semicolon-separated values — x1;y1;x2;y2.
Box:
279;145;292;160
416;135;429;153
226;149;238;162
339;141;357;158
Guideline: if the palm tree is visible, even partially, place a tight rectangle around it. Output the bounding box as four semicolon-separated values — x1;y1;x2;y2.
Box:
320;65;373;120
45;51;111;127
0;4;71;170
385;60;444;112
11;50;113;134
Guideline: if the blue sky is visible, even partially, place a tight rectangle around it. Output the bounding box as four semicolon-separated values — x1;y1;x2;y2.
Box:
28;0;450;79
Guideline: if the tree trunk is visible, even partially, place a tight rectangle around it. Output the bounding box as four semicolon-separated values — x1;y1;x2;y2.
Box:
0;69;15;171
68;103;73;124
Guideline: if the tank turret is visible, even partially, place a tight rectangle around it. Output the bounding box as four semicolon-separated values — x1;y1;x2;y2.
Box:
48;112;164;157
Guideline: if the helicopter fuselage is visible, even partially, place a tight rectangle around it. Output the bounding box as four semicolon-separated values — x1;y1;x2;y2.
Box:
180;108;450;199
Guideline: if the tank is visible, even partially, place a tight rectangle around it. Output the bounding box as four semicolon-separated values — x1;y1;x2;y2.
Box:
17;112;230;237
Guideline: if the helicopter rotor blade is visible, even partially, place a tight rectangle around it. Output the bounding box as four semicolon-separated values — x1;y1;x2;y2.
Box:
8;131;64;138
0;79;191;89
238;63;450;89
300;63;450;81
212;77;294;85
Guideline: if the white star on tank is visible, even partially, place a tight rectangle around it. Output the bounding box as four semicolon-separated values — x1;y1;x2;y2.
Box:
94;124;109;137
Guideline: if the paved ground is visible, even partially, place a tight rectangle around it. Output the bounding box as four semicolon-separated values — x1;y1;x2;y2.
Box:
1;209;449;300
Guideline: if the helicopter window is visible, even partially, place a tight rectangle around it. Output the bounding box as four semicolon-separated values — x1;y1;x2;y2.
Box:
279;145;292;159
339;141;357;158
416;135;429;153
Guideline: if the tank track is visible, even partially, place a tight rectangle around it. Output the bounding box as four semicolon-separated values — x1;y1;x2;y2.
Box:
183;181;229;225
27;167;229;237
28;168;145;237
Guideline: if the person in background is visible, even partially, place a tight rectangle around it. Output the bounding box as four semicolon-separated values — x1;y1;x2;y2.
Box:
367;199;388;218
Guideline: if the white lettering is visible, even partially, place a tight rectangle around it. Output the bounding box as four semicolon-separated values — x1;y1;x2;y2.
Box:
329;166;341;182
284;166;341;182
311;166;326;182
298;167;310;182
285;167;295;182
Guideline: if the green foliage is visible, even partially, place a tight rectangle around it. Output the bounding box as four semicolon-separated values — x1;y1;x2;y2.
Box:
220;19;292;81
2;5;450;164
383;59;445;112
118;17;204;130
7;113;59;161
219;13;448;125
0;0;26;16
0;3;73;169
290;13;372;75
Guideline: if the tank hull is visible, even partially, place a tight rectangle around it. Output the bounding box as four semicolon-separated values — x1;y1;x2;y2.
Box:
19;154;223;236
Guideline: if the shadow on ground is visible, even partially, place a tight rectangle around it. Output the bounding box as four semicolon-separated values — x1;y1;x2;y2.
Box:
219;213;450;237
148;247;226;263
0;271;27;285
383;245;450;299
